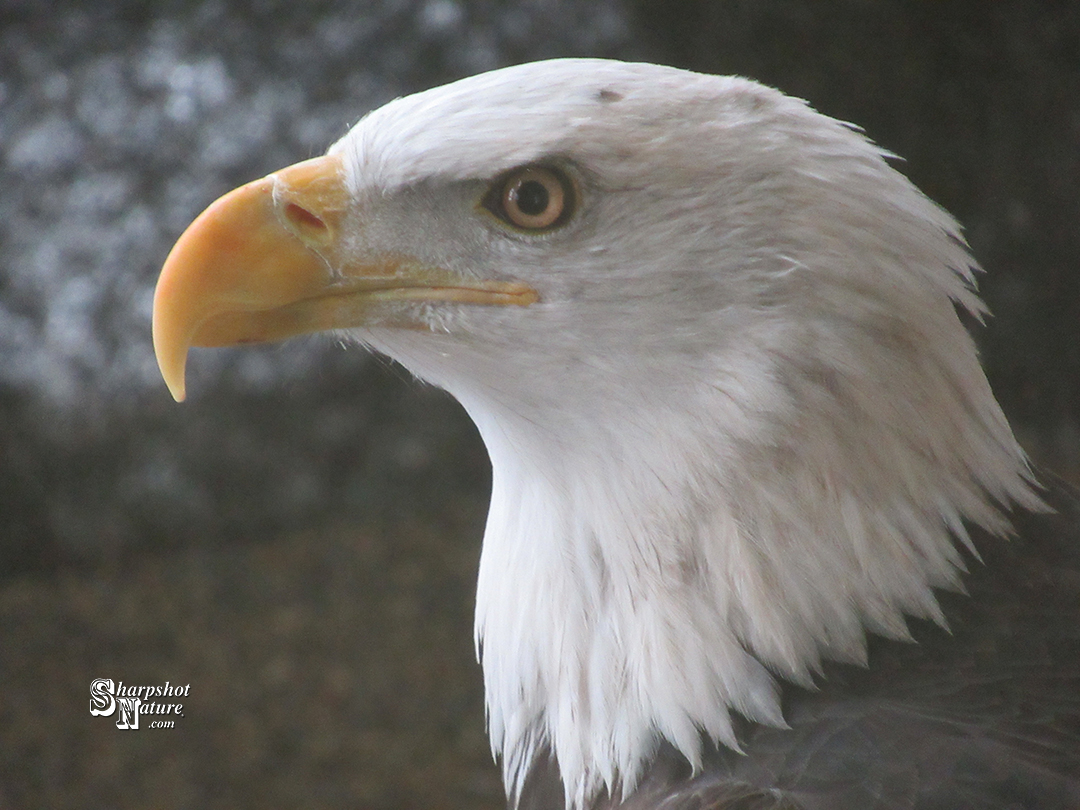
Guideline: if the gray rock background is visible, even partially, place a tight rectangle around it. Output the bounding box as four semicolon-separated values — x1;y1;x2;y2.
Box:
0;1;1077;808
0;0;635;572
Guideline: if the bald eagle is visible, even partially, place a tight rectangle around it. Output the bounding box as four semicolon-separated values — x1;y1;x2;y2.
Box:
153;60;1080;809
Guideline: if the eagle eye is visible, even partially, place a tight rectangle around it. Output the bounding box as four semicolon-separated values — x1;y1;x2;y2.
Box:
485;166;573;232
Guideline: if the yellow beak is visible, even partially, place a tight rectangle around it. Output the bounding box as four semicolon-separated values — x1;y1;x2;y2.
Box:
152;153;539;401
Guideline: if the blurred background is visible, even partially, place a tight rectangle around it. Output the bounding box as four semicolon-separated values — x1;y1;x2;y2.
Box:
0;1;1077;807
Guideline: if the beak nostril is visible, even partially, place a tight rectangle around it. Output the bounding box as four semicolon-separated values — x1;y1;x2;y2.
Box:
284;202;327;235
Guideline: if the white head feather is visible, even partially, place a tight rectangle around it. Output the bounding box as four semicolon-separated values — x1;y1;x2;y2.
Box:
328;59;1041;808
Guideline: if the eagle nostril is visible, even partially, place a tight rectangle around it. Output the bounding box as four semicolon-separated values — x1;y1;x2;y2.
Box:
284;202;327;238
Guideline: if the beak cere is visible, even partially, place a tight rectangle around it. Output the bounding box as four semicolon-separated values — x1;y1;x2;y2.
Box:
151;153;539;402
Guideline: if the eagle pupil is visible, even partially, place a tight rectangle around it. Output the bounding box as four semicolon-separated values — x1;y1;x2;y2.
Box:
515;180;549;216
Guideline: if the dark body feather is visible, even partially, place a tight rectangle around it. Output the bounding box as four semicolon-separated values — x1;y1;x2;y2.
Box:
518;475;1080;810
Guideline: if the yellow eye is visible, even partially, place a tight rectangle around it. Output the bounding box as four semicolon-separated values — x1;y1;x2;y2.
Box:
486;166;573;231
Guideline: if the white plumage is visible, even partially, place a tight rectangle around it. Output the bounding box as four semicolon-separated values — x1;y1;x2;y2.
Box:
326;59;1040;805
154;59;1077;810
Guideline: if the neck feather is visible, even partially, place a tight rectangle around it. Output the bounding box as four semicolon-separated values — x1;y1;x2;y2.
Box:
466;320;1040;809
